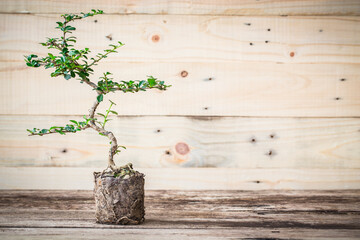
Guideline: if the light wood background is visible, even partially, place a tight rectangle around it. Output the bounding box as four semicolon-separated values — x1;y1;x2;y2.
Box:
0;0;359;190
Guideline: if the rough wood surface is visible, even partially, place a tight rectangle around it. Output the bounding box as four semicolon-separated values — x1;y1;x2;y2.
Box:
1;0;359;16
1;116;360;169
0;190;359;239
1;62;359;116
1;167;360;190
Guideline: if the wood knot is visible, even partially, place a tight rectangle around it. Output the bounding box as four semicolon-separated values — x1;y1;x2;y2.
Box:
175;142;190;155
181;71;188;77
152;35;160;42
290;52;295;57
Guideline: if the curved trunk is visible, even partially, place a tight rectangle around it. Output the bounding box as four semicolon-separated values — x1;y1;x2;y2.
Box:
88;95;118;168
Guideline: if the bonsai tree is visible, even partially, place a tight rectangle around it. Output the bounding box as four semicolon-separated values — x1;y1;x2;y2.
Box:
24;9;170;225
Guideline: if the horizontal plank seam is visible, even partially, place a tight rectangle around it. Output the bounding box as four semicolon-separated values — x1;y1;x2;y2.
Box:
1;114;360;119
0;225;358;230
1;12;360;17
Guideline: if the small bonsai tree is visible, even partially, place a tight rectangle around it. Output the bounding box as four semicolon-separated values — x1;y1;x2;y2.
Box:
24;10;170;174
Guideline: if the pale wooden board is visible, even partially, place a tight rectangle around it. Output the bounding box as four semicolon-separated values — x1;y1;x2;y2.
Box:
0;167;359;190
0;190;359;239
2;14;360;65
1;61;360;116
1;116;360;169
1;0;360;16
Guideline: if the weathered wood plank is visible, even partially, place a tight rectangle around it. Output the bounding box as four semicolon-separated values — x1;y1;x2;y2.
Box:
2;14;360;64
0;167;359;190
0;190;359;239
1;228;359;240
1;62;359;116
1;116;359;169
1;0;360;16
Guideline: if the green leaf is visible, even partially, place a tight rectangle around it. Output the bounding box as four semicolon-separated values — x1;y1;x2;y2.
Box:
40;129;48;134
69;120;78;125
97;94;103;102
147;76;156;87
64;73;71;80
55;129;66;135
26;129;34;134
97;113;105;117
109;110;118;115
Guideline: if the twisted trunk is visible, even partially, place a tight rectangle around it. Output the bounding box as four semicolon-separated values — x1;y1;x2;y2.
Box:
88;95;118;168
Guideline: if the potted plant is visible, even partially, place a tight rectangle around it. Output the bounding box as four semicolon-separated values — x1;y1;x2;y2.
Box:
24;9;170;225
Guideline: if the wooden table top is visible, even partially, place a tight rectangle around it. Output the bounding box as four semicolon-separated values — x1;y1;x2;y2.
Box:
0;190;359;239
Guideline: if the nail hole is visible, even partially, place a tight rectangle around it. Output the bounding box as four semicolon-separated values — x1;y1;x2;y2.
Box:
249;42;253;45
319;29;323;32
251;138;256;143
163;20;167;23
244;23;251;26
106;34;112;41
204;107;209;110
156;129;161;133
62;149;67;153
265;40;269;43
340;78;346;82
152;35;160;42
165;150;171;155
254;180;261;184
94;20;98;23
270;134;275;139
335;97;341;100
208;77;213;81
290;52;295;57
180;71;188;78
267;150;274;156
267;28;271;31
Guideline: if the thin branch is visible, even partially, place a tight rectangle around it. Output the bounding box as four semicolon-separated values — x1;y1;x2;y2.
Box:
28;126;90;136
88;95;119;168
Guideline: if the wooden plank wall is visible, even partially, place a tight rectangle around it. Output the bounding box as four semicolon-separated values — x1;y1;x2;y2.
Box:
0;0;359;190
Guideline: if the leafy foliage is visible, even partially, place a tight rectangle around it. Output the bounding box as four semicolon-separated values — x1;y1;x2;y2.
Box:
24;9;171;164
27;116;95;136
96;100;117;130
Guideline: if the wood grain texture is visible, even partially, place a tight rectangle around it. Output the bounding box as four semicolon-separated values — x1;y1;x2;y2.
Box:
0;167;359;190
1;62;359;116
1;0;360;16
1;116;359;169
0;190;359;239
2;14;360;64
